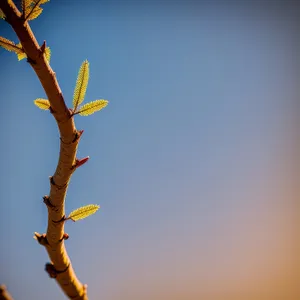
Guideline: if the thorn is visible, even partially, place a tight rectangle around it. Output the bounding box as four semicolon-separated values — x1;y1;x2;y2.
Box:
71;156;89;170
34;232;49;246
72;129;84;143
40;40;46;54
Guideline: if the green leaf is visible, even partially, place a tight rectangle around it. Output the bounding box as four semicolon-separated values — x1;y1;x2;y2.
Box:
73;60;89;112
78;100;108;116
44;46;51;62
0;37;24;54
67;204;100;222
34;98;50;110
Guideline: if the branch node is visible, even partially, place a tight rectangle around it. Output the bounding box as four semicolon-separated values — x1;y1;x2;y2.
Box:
52;215;66;224
49;176;55;185
49;176;67;189
27;56;36;65
45;263;70;278
45;263;57;278
43;195;57;210
59;233;69;242
69;108;74;117
33;232;49;246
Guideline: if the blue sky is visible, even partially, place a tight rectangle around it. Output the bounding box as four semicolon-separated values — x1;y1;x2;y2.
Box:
0;1;298;299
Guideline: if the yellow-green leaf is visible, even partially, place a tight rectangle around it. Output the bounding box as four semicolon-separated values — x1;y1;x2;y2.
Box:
0;37;23;54
17;52;27;60
27;6;43;20
44;46;51;62
78;100;108;116
68;204;100;222
73;60;89;112
16;43;27;60
25;0;49;20
34;98;50;110
0;9;5;19
22;0;31;16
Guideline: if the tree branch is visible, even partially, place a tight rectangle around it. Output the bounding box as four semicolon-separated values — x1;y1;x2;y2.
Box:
0;1;88;299
0;285;13;300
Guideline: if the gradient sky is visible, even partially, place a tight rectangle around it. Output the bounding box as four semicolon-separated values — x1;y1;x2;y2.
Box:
0;1;299;299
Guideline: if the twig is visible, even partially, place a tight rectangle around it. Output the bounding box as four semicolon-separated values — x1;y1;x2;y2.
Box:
0;0;88;299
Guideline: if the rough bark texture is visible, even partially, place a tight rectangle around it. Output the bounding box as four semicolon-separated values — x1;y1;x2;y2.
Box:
0;1;88;299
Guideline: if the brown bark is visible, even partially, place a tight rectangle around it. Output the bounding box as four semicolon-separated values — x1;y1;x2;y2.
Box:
0;1;88;299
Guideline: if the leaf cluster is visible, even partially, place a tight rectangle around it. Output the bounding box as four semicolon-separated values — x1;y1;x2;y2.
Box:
0;0;49;21
0;0;51;60
1;0;105;224
34;60;109;117
22;0;50;21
